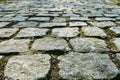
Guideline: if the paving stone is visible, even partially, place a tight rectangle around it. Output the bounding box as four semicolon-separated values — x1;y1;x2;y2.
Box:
81;13;103;17
4;53;51;80
69;22;87;27
39;22;66;28
89;21;116;28
70;17;90;21
52;27;79;37
28;17;50;22
12;21;38;28
0;22;11;28
11;16;28;21
0;39;31;53
36;13;59;17
63;13;79;17
17;28;49;37
95;17;115;21
111;38;120;52
0;28;19;38
109;27;120;36
103;14;119;17
31;37;70;51
58;52;118;80
70;38;109;52
52;17;66;22
81;27;106;38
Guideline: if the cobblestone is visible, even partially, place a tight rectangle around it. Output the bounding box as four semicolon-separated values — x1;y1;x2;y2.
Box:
28;17;50;22
69;22;87;27
70;38;109;52
109;27;120;36
17;28;49;38
51;27;79;37
58;52;118;80
0;28;19;38
4;53;51;80
0;22;11;28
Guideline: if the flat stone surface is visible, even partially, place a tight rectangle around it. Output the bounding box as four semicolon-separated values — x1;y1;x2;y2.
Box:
89;21;116;28
70;38;109;52
95;17;115;21
111;38;120;52
0;22;11;28
12;21;38;28
103;14;119;17
51;27;79;37
109;27;120;36
17;28;49;37
28;17;50;21
31;37;70;51
70;17;90;21
11;16;28;21
0;39;31;53
36;13;59;17
4;53;51;80
69;22;87;27
52;17;66;22
58;52;118;80
81;27;106;38
39;22;66;27
0;28;19;38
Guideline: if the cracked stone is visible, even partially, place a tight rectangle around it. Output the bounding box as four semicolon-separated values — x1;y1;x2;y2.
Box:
52;27;79;37
0;39;31;53
28;17;50;22
70;38;109;52
39;22;66;27
81;27;106;38
109;27;120;36
17;28;49;37
58;52;118;80
89;21;116;28
12;21;38;28
31;37;70;51
0;22;11;28
0;28;19;38
111;38;120;52
4;53;51;80
69;22;87;27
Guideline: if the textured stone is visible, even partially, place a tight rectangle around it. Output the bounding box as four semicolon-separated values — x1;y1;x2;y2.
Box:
109;27;120;36
0;22;11;28
0;39;31;53
111;38;120;52
39;22;66;27
11;16;28;21
4;53;51;80
31;37;70;51
36;13;59;17
58;52;118;80
89;21;116;28
116;54;120;61
12;21;38;28
17;28;49;37
70;38;109;52
0;28;19;38
28;17;50;21
81;13;103;17
52;27;79;37
69;22;87;27
103;14;119;17
81;27;106;38
52;17;66;22
70;17;90;21
95;17;115;21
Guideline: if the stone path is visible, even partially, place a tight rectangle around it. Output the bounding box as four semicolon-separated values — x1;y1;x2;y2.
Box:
0;0;120;80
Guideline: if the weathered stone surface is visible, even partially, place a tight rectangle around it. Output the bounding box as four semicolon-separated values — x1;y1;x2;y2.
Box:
70;38;109;52
81;27;106;38
58;52;118;80
28;17;50;21
81;13;103;17
69;22;87;27
103;14;119;17
70;17;90;21
39;22;66;27
95;17;115;21
4;53;51;80
89;21;116;28
0;39;31;53
116;54;120;61
12;21;38;28
52;17;66;22
36;13;59;17
109;27;120;36
31;37;70;51
17;28;49;37
111;38;120;52
52;27;79;37
0;28;19;38
11;16;28;21
0;22;11;28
